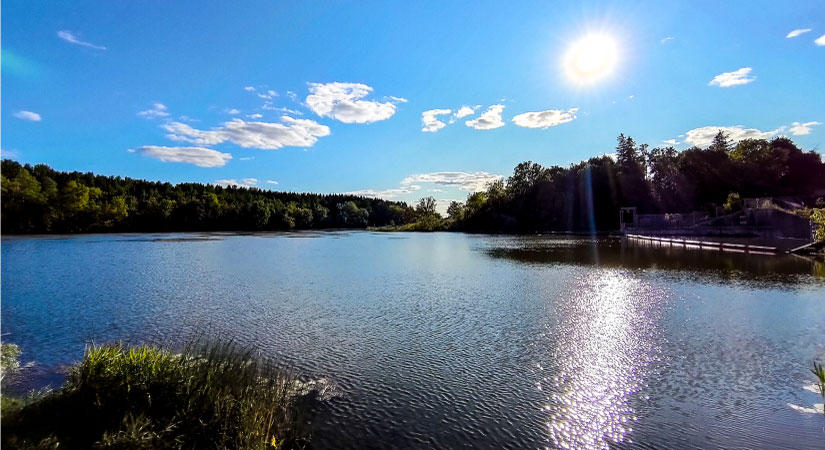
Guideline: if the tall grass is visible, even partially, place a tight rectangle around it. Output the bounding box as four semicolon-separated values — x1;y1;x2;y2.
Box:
812;361;825;401
2;341;310;449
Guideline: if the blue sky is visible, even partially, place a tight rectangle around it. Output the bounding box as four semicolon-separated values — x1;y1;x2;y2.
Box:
3;1;824;211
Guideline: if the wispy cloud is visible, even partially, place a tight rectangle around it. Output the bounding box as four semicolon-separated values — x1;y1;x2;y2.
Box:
305;82;402;123
244;86;256;92
789;121;821;136
257;90;278;100
660;37;674;44
465;105;505;130
239;156;255;161
57;30;106;50
662;139;680;146
512;108;578;129
421;109;452;132
163;117;330;150
708;68;755;87
246;113;263;119
266;180;279;185
345;185;421;199
226;108;240;115
401;171;503;192
215;178;258;188
786;29;812;38
816;34;825;46
682;125;782;147
262;102;303;115
138;103;170;119
130;146;232;167
13;110;41;121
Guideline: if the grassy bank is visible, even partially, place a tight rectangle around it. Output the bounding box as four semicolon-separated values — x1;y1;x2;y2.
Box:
1;341;310;449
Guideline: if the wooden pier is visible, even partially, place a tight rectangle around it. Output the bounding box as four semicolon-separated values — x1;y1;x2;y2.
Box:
625;234;778;255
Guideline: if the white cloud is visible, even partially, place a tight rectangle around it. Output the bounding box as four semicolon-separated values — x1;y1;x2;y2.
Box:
2;148;20;159
13;110;41;121
453;105;479;119
246;113;263;119
345;185;421;199
662;139;680;146
262;102;303;115
257;90;278;100
683;125;782;147
786;29;812;38
57;30;106;50
401;171;503;192
789;121;821;136
226;108;240;115
266;180;279;185
163;116;330;150
427;188;444;192
130;146;232;167
215;178;258;188
388;96;408;103
816;34;825;46
708;67;755;87
512;108;578;129
421;109;452;132
465;104;505;130
138;103;170;119
239;157;255;161
305;82;400;123
244;86;256;92
661;37;674;44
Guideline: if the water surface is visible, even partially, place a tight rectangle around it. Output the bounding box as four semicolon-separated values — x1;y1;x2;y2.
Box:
2;232;824;449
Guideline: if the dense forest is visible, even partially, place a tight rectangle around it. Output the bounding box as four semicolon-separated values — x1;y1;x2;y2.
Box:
0;160;416;233
439;133;825;233
3;133;824;234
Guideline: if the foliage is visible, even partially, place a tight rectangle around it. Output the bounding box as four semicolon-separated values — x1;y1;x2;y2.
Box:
1;341;310;449
811;209;825;242
1;343;21;383
812;361;825;400
0;160;416;234
449;135;825;232
723;192;742;214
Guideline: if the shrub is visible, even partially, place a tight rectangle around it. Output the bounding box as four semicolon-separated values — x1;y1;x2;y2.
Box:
2;341;310;449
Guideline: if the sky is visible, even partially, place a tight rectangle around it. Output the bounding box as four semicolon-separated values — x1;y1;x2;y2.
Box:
3;1;824;212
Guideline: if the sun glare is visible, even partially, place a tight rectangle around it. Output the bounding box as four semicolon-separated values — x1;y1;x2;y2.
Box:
564;34;619;84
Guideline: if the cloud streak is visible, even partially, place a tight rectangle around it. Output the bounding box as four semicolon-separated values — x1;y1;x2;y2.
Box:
402;171;503;192
163;117;330;150
13;110;41;121
130;146;232;167
512;108;578;129
708;68;755;87
789;121;821;136
57;30;106;50
138;103;170;119
786;29;812;38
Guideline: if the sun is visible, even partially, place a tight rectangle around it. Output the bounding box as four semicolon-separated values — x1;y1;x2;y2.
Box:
563;34;619;84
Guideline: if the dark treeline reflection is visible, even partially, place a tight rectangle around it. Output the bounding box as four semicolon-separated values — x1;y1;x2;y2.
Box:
3;133;824;234
448;134;825;232
485;237;825;286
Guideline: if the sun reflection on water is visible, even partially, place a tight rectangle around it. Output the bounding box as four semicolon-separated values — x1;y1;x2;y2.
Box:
540;270;664;450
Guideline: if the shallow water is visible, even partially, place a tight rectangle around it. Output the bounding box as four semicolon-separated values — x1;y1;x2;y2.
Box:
2;232;824;449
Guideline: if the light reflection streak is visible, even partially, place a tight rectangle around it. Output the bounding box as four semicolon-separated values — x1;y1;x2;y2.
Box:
541;270;663;449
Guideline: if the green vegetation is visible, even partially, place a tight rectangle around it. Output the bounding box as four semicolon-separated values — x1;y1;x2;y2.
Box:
448;134;825;232
1;343;21;381
1;342;310;449
0;160;416;233
813;361;825;401
3;134;824;234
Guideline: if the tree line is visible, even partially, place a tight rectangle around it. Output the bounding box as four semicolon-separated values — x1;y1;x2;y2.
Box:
428;133;825;232
0;160;418;233
3;133;824;234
